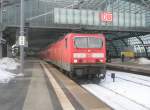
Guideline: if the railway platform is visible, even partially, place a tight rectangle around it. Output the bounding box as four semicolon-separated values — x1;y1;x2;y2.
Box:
106;58;150;76
0;58;111;110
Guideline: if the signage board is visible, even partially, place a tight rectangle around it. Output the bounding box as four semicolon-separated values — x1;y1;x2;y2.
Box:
19;36;25;46
100;12;113;22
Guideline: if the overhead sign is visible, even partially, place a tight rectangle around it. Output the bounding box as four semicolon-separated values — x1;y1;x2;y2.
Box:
19;36;25;46
100;12;113;22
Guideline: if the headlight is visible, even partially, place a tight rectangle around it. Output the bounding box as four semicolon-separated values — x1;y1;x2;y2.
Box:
100;59;103;62
92;53;104;58
74;59;78;63
73;53;86;58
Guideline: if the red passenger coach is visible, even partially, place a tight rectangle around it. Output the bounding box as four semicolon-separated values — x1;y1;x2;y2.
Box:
40;33;106;79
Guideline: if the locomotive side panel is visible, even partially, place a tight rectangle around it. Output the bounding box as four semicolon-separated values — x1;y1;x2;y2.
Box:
47;34;72;71
59;35;71;71
61;35;72;71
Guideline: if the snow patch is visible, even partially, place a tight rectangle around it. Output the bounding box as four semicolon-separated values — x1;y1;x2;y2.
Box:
17;73;24;77
0;57;20;70
0;57;20;83
0;69;16;83
138;57;150;64
82;70;150;110
83;84;148;110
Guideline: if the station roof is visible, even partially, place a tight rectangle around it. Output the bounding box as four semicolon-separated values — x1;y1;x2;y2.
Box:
1;0;150;9
1;0;150;57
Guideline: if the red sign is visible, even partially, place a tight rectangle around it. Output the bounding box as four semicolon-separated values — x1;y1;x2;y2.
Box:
100;12;113;22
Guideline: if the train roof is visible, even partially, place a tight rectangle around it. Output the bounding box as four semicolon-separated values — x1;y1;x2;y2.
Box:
40;33;105;51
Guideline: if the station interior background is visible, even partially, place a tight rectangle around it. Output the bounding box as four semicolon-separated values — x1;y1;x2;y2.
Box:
0;0;150;58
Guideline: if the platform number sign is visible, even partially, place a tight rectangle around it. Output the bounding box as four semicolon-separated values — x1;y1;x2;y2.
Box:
100;12;113;22
19;36;25;46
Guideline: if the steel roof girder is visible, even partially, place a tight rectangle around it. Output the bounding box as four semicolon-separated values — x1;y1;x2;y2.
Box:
136;35;148;57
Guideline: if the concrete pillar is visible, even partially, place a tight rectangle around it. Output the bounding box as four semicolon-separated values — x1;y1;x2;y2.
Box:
0;0;3;58
0;44;2;58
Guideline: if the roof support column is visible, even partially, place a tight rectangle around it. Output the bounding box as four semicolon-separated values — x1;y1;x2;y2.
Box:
110;42;119;57
121;39;128;47
136;36;148;57
0;0;3;58
20;0;25;74
0;43;2;58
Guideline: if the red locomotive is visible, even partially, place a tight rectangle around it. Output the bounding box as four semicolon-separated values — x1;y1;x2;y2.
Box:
40;33;106;79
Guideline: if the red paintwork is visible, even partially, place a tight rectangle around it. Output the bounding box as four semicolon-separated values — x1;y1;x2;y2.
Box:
40;33;106;66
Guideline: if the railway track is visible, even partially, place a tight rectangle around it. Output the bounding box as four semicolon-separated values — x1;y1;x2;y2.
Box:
82;70;150;110
41;61;150;110
106;72;150;88
107;70;150;82
40;62;111;110
99;84;150;110
106;63;150;77
83;84;149;110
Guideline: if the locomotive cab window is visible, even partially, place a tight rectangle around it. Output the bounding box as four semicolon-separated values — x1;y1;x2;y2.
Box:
65;38;67;48
74;37;103;48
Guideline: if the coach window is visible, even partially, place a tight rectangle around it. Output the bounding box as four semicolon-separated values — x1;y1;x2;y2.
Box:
65;38;67;48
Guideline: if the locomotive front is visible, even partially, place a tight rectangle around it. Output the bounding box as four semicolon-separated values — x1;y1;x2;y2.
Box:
70;34;106;79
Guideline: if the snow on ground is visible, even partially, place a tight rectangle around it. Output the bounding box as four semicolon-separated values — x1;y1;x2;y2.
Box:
107;70;150;87
0;57;20;70
0;69;16;83
83;84;148;110
0;57;20;83
82;70;150;110
137;57;150;64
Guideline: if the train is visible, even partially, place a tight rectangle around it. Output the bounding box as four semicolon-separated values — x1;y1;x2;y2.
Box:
40;33;106;79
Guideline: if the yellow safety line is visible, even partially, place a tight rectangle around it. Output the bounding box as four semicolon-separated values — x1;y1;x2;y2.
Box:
40;62;75;110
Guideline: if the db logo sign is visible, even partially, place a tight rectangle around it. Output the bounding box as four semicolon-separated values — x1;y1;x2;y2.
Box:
100;12;113;22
